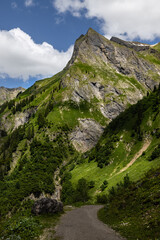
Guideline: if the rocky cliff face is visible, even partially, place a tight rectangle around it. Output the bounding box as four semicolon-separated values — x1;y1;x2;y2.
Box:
69;118;104;153
0;87;25;105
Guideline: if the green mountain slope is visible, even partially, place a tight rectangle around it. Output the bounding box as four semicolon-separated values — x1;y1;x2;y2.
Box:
68;86;160;198
0;29;160;239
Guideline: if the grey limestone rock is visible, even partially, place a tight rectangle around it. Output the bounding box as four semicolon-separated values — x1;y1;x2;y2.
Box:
100;102;125;120
0;87;25;105
69;118;104;153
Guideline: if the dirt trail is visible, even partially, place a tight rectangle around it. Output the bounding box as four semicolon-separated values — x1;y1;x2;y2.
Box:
119;140;151;173
54;205;125;240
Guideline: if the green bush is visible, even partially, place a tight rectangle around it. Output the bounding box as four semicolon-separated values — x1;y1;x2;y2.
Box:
3;217;41;240
96;194;108;204
100;180;108;191
98;169;160;239
148;145;160;161
74;178;90;202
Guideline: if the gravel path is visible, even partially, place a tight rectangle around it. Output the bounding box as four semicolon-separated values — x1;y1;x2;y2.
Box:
54;205;125;240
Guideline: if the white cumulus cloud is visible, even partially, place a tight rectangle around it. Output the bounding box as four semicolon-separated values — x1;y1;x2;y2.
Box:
0;28;73;81
53;0;160;41
25;0;34;7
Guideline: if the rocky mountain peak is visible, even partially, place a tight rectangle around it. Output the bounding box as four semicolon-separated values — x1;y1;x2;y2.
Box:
67;28;111;66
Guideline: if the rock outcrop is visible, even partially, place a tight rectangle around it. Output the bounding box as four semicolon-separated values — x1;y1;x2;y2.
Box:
69;118;104;153
1;107;37;132
31;198;63;215
0;87;25;105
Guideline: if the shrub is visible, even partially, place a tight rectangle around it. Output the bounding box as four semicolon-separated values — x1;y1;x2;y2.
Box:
74;178;90;202
3;216;41;240
148;145;160;161
100;180;108;191
89;181;95;189
96;194;108;204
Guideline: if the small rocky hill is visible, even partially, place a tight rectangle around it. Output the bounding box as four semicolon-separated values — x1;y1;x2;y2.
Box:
0;87;25;105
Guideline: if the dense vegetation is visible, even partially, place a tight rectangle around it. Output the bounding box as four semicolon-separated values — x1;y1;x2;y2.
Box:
98;168;160;239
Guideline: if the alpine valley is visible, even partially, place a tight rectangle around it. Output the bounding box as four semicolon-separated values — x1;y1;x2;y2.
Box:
0;28;160;240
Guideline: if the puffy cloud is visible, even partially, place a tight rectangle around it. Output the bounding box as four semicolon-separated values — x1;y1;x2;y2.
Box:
25;0;34;7
53;0;85;17
0;28;73;81
53;0;160;41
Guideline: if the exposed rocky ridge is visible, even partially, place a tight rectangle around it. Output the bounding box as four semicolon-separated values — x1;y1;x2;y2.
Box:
0;87;25;105
110;36;150;51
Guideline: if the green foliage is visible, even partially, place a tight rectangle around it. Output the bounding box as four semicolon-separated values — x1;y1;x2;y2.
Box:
89;136;115;168
61;180;75;204
8;99;15;109
100;180;108;191
96;194;108;204
0;199;61;240
3;216;41;240
26;124;34;140
61;177;90;204
148;144;160;161
10;95;35;114
74;178;90;202
0;132;75;217
88;180;95;189
0;101;8;114
0;125;25;177
98;169;160;239
37;112;46;129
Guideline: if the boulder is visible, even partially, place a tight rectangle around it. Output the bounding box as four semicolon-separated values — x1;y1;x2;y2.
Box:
31;198;63;215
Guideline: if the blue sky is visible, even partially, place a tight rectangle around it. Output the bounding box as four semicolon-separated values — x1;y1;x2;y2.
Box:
0;0;160;89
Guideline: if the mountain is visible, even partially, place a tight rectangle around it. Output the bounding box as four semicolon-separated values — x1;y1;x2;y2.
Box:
1;28;160;151
0;87;25;105
0;28;160;239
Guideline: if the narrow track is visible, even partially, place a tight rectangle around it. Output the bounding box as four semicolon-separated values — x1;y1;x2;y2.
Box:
54;205;125;240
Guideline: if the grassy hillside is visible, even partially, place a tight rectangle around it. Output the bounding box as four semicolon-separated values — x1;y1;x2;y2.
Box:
62;86;160;201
